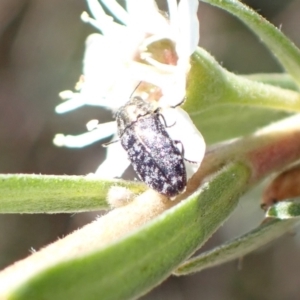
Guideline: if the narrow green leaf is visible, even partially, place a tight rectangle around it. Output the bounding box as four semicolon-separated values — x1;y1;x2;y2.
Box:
0;174;146;213
200;0;300;86
174;219;298;275
6;163;250;300
266;198;300;219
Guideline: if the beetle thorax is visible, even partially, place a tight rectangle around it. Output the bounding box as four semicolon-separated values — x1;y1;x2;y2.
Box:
116;97;157;137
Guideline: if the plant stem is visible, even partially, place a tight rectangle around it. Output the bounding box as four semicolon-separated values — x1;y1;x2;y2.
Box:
200;0;300;86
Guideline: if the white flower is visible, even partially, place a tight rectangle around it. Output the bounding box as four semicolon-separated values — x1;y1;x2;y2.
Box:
54;0;204;179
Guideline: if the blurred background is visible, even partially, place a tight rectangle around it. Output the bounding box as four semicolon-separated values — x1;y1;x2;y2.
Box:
0;0;300;299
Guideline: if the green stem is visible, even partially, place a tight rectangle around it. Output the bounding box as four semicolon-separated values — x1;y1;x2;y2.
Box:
200;0;300;86
189;114;300;193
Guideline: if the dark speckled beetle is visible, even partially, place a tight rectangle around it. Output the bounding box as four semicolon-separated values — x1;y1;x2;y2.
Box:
114;96;186;198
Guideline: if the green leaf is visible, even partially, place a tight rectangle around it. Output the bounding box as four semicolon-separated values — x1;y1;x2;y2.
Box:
192;105;289;144
184;48;300;143
174;219;298;275
4;163;250;300
185;48;300;114
0;174;146;213
200;0;300;86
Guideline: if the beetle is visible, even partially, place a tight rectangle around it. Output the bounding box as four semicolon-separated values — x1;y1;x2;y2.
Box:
114;96;186;198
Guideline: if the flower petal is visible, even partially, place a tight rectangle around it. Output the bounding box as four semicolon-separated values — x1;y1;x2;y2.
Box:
53;121;116;148
162;107;206;179
81;34;140;109
99;0;129;25
177;0;200;57
126;0;169;36
95;139;131;177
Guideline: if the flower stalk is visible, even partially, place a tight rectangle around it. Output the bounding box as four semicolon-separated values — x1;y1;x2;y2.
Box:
200;0;300;87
